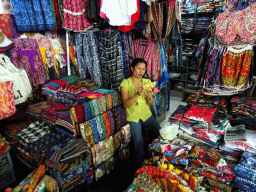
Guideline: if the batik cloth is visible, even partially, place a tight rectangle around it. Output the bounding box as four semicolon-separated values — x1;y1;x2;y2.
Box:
89;118;101;143
102;112;111;138
107;111;115;135
79;121;95;147
112;105;127;131
221;45;253;88
99;115;107;140
17;120;50;143
82;102;92;121
120;124;131;149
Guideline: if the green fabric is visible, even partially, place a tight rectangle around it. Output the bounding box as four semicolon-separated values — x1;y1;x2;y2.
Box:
60;75;80;84
89;101;95;118
99;115;106;140
96;97;104;114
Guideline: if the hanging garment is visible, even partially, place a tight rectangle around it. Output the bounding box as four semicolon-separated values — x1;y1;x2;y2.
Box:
99;29;124;89
75;32;102;86
52;0;62;29
11;38;46;86
62;0;92;31
119;32;131;79
131;38;161;81
10;0;56;32
145;1;180;41
221;45;253;88
100;0;137;26
30;33;59;80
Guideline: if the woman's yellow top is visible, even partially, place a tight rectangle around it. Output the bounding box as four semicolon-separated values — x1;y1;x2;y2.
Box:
118;78;152;123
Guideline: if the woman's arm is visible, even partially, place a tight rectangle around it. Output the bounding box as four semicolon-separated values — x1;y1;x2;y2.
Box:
120;86;142;109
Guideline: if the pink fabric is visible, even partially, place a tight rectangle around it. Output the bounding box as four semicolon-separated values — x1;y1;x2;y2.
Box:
184;105;217;123
62;0;92;31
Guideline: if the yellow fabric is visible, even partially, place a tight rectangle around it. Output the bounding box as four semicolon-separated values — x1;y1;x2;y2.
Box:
118;78;152;123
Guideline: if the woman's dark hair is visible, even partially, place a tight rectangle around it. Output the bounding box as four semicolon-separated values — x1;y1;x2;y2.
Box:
130;58;147;69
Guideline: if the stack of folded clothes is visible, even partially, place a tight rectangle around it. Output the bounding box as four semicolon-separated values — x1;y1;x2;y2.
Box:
27;101;57;119
197;0;215;12
42;80;67;99
76;79;98;91
76;91;105;102
57;84;87;104
181;18;194;34
194;17;212;35
182;38;195;54
44;138;93;192
233;151;256;191
214;0;224;11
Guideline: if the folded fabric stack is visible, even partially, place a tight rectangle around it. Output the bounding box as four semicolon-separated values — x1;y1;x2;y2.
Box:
233;151;256;191
27;101;57;119
15;120;52;168
42;80;68;99
214;0;225;11
197;0;215;12
55;110;76;138
193;17;212;35
182;38;196;54
41;102;72;123
221;129;256;153
76;79;98;91
181;18;194;34
76;91;104;102
5;120;32;144
186;91;228;113
57;84;87;104
44;138;93;191
230;96;256;130
90;124;131;181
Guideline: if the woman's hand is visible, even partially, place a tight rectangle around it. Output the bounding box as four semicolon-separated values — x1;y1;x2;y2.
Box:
137;87;145;96
146;90;153;100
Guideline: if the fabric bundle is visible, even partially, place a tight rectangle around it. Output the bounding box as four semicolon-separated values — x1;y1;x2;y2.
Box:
112;105;127;132
55;110;76;137
57;84;87;101
42;80;67;99
76;91;104;102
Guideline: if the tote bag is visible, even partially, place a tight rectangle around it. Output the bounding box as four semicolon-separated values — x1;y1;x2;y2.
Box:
0;54;32;104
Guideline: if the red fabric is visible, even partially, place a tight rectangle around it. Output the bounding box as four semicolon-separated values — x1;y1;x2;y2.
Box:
117;0;140;32
184;105;217;123
74;104;85;123
51;79;68;86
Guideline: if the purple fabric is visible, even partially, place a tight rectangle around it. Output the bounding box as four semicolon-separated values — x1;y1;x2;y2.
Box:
17;49;37;72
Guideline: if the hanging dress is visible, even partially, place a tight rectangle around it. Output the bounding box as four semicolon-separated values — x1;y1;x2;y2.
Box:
62;0;92;31
11;38;46;86
221;45;253;88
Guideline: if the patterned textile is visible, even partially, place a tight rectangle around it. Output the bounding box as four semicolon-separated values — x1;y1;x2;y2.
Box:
112;105;127;132
104;136;114;161
95;116;104;141
89;100;95;117
119;32;130;79
11;38;46;86
105;157;115;175
52;0;62;29
62;0;91;31
82;102;92;121
17;120;50;143
113;132;121;152
79;121;95;147
92;99;99;117
99;29;124;89
99;96;107;113
77;92;104;102
107;111;115;135
89;118;101;143
120;124;131;149
221;45;253;88
98;115;107;140
102;112;111;138
96;97;104;114
184;105;217;123
0;81;16;120
0;14;14;40
111;91;121;107
94;89;115;95
75;32;102;86
130;38;161;81
107;94;113;110
90;140;106;168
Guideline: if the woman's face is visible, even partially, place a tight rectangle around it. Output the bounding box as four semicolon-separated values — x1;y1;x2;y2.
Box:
131;62;146;78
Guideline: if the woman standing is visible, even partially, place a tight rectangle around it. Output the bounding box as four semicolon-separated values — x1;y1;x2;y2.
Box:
118;58;161;169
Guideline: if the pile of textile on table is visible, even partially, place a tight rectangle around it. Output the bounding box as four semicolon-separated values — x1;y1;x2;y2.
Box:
169;104;229;147
233;151;256;192
126;136;239;192
230;96;256;130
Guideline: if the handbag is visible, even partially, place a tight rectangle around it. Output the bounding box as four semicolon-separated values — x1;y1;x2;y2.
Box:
0;54;32;105
0;81;16;120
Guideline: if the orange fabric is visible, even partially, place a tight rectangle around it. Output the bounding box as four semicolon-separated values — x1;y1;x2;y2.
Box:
102;112;111;138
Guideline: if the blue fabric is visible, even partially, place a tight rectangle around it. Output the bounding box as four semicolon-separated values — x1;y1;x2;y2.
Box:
45;138;73;159
119;32;130;79
83;102;92;121
135;0;146;30
31;0;46;30
23;0;37;31
40;0;56;30
89;118;101;143
156;42;170;90
94;89;115;94
128;115;161;167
